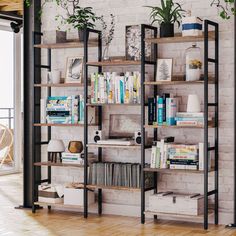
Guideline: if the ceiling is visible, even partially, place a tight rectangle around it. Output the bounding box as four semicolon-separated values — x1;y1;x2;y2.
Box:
0;0;23;16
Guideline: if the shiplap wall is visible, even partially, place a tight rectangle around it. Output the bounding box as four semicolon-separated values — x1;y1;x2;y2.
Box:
41;0;234;224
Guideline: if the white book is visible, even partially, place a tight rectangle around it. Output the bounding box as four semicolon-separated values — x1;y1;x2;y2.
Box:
199;142;211;171
162;143;168;169
150;146;157;168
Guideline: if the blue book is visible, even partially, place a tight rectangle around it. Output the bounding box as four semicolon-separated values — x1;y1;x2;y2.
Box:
158;97;164;125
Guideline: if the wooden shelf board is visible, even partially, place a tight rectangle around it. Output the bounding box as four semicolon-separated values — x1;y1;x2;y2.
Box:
34;161;83;168
87;143;141;149
144;80;215;86
87;185;140;191
144;210;214;220
144;122;215;129
34;201;84;209
34;83;84;88
145;32;215;44
34;123;97;127
87;60;141;66
144;168;215;174
86;103;141;107
34;40;98;49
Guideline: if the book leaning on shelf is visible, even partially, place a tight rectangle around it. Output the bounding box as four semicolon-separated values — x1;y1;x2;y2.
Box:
91;71;141;104
150;141;212;171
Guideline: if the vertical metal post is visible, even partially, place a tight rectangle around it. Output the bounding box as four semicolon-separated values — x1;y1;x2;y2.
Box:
204;20;209;230
24;0;41;209
98;30;103;215
141;24;146;224
83;27;89;219
47;49;52;184
153;27;158;221
214;23;219;226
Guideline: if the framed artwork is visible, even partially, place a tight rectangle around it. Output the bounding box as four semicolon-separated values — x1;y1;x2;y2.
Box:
65;57;83;83
109;114;141;138
125;25;153;61
156;59;173;81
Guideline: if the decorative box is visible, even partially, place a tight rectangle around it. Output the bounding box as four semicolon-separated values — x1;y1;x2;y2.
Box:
43;30;67;44
182;17;203;37
64;187;95;206
148;192;204;216
38;184;63;204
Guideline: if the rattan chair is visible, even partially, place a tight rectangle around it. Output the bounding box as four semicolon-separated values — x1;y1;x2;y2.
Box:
0;124;13;168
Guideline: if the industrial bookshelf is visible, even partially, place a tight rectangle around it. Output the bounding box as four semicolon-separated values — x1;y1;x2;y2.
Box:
31;30;100;214
140;21;219;230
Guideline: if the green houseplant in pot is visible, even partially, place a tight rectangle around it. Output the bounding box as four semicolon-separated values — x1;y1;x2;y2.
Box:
56;5;98;42
65;6;98;41
145;0;185;38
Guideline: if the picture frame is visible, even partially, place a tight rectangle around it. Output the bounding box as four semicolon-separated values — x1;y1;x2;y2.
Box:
156;59;173;81
65;57;83;83
109;114;141;138
125;25;154;61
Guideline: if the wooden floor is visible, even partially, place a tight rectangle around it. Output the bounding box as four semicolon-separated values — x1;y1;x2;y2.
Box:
0;174;236;236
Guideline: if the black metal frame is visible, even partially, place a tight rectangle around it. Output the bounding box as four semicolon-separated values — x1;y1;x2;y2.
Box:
141;21;219;230
84;28;102;218
32;31;51;213
23;0;41;209
141;24;158;224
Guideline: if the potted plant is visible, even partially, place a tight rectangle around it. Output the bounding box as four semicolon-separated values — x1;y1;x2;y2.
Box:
211;0;235;19
55;3;98;42
145;0;185;38
62;6;98;41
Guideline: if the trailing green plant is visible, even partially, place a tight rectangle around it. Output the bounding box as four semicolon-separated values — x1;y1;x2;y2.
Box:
145;0;185;27
211;0;235;19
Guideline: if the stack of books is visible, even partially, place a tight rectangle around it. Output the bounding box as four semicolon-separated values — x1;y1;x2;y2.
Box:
88;162;153;188
150;141;211;171
168;144;199;170
148;94;178;126
62;152;94;165
175;112;208;127
45;95;84;124
91;71;141;104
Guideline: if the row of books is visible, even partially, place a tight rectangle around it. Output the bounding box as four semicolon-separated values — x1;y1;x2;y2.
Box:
148;95;211;127
62;152;94;165
91;72;141;104
175;112;208;127
148;94;178;126
41;96;84;124
88;162;153;188
150;141;211;171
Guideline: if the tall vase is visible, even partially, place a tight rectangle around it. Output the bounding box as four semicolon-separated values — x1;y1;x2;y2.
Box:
103;45;110;61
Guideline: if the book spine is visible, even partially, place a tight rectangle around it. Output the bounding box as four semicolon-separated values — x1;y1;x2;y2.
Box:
148;98;155;125
176;112;204;118
150;146;157;168
169;164;198;170
120;76;125;104
166;98;177;126
124;75;130;104
163;93;170;122
158;97;164;125
176;120;200;126
175;117;204;121
169;159;198;165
